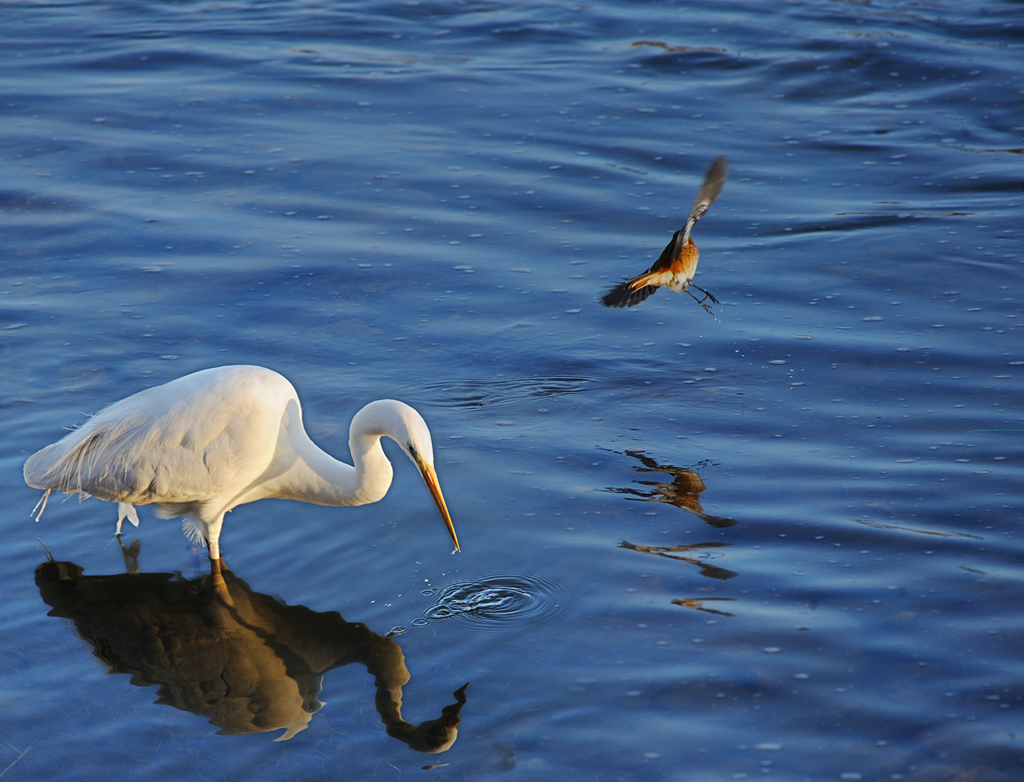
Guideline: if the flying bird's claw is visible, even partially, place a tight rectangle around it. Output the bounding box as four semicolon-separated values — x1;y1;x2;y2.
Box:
685;287;716;316
691;284;720;306
687;284;720;316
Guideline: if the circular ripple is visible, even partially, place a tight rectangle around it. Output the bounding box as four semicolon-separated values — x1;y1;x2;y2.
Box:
420;574;568;632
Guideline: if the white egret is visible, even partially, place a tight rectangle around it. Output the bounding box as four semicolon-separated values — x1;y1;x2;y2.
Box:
24;365;459;561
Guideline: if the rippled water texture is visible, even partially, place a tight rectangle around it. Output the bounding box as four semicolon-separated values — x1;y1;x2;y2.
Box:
417;574;568;631
1;1;1022;780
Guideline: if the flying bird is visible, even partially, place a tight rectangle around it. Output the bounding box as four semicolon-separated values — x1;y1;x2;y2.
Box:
24;365;459;562
602;155;728;312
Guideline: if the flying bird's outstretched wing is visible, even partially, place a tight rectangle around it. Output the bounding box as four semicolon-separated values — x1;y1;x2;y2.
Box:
680;155;728;245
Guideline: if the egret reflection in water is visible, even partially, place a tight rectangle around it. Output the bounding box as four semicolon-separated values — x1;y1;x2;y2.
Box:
607;449;737;528
35;550;468;749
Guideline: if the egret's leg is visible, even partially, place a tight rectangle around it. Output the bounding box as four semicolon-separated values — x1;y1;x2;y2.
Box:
203;514;225;561
116;502;140;536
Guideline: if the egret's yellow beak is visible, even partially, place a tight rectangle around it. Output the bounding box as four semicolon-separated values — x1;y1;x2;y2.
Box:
418;461;459;552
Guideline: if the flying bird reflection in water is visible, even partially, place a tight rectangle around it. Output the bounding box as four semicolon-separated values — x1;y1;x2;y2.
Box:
620;540;738;580
36;554;468;747
24;365;459;563
602;155;728;312
672;597;737;618
607;449;737;529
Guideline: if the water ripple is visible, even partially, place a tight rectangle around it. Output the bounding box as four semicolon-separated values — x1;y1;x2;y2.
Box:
412;377;592;409
416;574;568;632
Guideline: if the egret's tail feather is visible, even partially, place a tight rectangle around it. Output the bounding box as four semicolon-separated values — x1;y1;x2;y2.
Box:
31;489;51;522
182;517;208;548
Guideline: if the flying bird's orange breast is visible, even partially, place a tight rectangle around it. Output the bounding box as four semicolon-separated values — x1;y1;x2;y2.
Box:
637;239;699;291
671;239;699;280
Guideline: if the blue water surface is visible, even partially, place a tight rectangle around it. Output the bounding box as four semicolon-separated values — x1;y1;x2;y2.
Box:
2;1;1022;780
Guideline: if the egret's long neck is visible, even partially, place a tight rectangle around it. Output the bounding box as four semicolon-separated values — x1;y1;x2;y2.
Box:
258;411;394;508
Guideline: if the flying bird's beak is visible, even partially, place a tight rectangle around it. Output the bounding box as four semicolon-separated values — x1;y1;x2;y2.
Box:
418;461;460;552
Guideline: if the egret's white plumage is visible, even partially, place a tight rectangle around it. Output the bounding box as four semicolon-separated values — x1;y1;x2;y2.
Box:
24;365;459;561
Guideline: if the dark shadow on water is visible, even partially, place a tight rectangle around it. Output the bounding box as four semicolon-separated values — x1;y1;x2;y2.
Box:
606;449;738;528
34;546;468;749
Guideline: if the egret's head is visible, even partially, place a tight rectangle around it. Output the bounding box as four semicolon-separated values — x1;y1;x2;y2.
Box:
356;400;460;553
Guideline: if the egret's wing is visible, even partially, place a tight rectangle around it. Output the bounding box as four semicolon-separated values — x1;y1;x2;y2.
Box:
25;406;157;500
25;408;221;504
24;375;277;506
